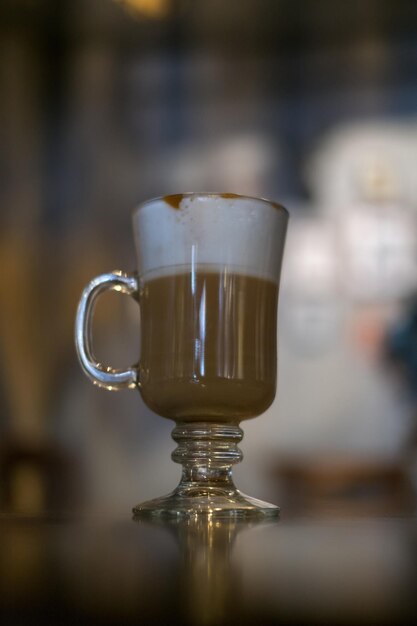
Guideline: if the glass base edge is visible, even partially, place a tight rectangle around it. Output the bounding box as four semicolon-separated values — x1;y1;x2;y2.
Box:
132;489;280;520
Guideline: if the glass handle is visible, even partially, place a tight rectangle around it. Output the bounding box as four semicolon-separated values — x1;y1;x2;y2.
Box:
75;271;139;390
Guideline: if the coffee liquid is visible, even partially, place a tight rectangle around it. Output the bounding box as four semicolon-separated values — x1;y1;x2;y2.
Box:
139;267;278;422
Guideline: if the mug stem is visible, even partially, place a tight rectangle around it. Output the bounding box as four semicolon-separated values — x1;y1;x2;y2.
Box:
172;422;243;487
132;422;279;519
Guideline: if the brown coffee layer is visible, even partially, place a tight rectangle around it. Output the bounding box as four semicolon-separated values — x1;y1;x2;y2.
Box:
139;269;278;422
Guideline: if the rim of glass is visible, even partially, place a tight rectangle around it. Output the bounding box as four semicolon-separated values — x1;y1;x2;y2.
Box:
132;192;289;217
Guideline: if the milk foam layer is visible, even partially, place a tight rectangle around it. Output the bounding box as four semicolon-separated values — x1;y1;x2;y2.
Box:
133;194;288;283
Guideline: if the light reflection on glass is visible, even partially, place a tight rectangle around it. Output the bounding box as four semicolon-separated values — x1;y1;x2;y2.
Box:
217;268;225;378
191;244;197;295
198;284;206;377
236;289;245;380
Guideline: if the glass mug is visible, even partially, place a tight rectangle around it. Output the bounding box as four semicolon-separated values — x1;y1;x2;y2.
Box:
75;193;288;518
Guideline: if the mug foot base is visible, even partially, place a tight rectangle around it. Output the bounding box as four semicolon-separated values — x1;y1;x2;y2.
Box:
132;487;279;520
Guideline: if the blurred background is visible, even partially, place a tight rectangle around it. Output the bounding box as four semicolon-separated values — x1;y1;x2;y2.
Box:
1;0;417;518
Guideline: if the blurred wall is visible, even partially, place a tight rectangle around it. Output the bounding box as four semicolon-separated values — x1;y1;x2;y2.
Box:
1;0;417;515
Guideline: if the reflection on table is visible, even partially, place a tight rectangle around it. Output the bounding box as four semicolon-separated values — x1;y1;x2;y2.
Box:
0;509;416;625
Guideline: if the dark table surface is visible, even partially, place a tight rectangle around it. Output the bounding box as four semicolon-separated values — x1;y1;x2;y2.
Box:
1;507;417;626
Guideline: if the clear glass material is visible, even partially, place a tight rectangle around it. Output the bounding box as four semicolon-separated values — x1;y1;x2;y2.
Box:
75;193;288;518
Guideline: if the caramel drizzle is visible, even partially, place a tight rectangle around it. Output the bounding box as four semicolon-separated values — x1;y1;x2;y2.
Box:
163;194;184;209
218;193;241;199
164;193;240;208
163;193;286;213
